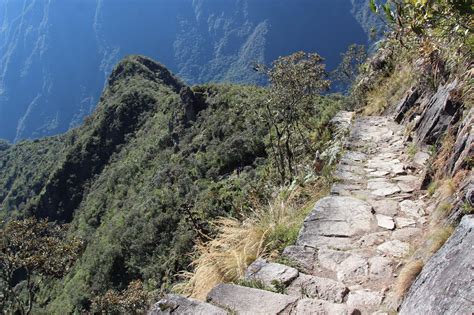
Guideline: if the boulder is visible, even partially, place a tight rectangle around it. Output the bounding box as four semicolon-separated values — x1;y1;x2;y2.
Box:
245;259;299;288
400;215;474;315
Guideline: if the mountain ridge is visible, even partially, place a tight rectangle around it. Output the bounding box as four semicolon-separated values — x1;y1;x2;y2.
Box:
0;0;371;142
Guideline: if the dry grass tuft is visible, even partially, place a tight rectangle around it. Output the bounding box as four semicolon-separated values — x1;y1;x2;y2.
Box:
174;217;267;300
363;64;414;115
436;179;456;200
394;260;424;299
427;225;455;255
174;180;328;300
432;131;456;178
432;201;454;222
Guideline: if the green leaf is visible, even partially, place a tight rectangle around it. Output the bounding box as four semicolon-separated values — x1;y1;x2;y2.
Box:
369;0;378;13
383;3;395;23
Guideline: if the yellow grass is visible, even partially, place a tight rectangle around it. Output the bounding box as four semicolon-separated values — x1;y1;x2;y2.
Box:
174;180;328;300
363;64;415;115
427;225;454;255
394;260;424;298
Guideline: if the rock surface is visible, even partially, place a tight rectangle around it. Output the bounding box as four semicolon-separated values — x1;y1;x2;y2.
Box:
297;196;375;247
149;294;226;315
245;259;299;287
400;215;474;315
207;284;297;314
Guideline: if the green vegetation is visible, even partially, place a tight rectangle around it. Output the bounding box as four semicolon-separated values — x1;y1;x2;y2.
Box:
0;53;344;312
256;51;331;183
0;218;82;314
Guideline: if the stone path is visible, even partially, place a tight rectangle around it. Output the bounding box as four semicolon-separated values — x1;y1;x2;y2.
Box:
151;115;430;315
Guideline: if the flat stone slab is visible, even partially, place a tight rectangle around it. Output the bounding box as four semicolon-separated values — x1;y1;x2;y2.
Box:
297;196;375;247
294;298;347;315
395;217;417;228
394;175;420;193
413;151;430;166
375;214;395;230
369;181;401;197
245;259;299;287
207;284;297;314
369;256;393;280
282;246;316;273
317;248;351;272
372;199;399;216
287;274;348;303
399;200;425;218
336;254;368;283
347;290;384;313
150;294;227;315
357;231;390;247
392;227;422;241
377;240;410;258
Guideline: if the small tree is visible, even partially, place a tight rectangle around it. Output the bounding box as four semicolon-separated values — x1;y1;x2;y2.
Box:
0;218;83;314
257;51;330;182
332;44;367;88
91;280;151;314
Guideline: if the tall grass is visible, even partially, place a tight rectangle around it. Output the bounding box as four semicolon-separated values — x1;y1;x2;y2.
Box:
174;179;328;300
363;63;415;115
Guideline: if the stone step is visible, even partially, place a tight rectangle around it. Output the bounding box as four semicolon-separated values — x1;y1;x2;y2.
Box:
292;298;348;315
244;258;299;289
286;274;348;303
244;258;349;303
149;294;227;315
296;196;376;248
207;284;298;314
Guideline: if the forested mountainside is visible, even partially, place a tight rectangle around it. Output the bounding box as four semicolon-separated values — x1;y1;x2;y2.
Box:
0;0;370;142
0;54;344;313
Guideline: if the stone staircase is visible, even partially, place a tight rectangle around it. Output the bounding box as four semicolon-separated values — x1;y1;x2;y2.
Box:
150;114;431;315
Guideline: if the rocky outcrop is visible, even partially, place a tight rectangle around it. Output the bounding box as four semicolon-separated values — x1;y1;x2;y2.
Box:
445;107;473;176
414;80;462;144
28;56;183;222
399;215;474;315
394;86;420;123
394;79;464;146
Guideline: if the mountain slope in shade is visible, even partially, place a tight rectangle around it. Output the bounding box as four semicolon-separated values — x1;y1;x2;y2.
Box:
0;0;368;142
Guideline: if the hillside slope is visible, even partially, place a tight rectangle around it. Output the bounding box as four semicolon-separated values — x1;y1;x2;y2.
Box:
0;54;345;313
0;55;269;312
